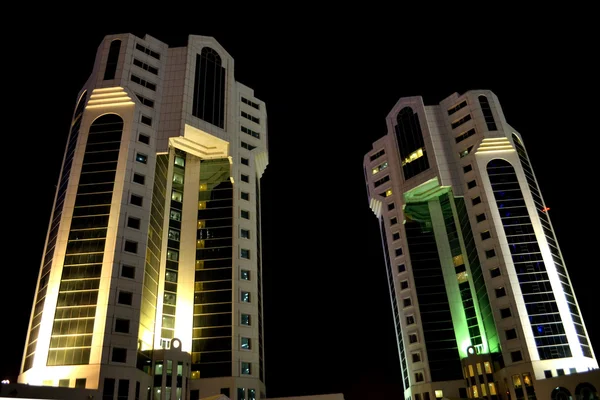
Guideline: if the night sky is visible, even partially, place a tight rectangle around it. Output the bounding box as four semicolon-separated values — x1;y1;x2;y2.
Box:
2;16;598;400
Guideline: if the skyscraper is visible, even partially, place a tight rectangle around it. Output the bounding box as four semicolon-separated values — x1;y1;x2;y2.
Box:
18;33;267;400
363;91;599;400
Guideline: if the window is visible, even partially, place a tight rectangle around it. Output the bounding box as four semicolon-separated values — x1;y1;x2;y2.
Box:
133;58;159;75
241;97;260;109
370;149;385;161
241;269;250;280
544;370;553;378
395;248;403;257
400;280;409;290
490;267;501;278
373;161;389;174
167;249;179;262
241;229;250;239
175;156;185;167
171;190;183;202
476;213;486;222
481;231;491;240
168;229;180;241
510;350;523;362
112;347;127;363
459;145;474;158
484;362;492;374
479;96;498;131
248;389;256;400
463;164;473;173
165;271;177;283
127;217;141;230
397;264;406;274
241;249;250;259
135;153;147;164
241;314;251;326
388;202;395;211
173;173;184;184
569;368;577;374
238;388;246;400
241;111;260;124
506;328;517;340
556;368;565;376
133;173;145;185
241;291;251;303
451;114;472;129
164;293;176;305
124;240;138;254
241;210;250;219
374;175;390;188
75;379;86;389
241;157;249;166
136;93;154;108
486;249;496;258
241;141;256;150
131;74;156;91
495;287;506;298
472;196;481;205
118;291;133;305
104;40;121;80
448;100;467;116
435;390;444;399
130;194;143;207
135;43;160;60
241;192;250;201
393;232;400;241
121;265;135;279
500;307;512;318
403;297;411;307
137;133;150;145
59;379;69;387
241;125;260;139
241;174;249;183
241;337;251;349
140;115;152;126
415;372;424;382
390;217;398;225
221;388;231;397
409;333;418;344
241;362;251;375
412;353;421;363
170;209;181;221
467;180;477;189
456;128;476;144
406;315;415;325
115;318;130;333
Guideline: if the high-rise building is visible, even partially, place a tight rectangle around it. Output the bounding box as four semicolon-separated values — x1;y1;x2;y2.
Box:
363;91;599;400
18;33;267;400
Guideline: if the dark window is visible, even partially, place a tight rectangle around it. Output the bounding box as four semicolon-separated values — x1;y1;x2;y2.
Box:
193;48;226;128
118;291;133;305
459;145;474;158
479;96;497;131
490;267;501;278
241;111;260;124
500;307;512;318
75;379;86;388
241;337;251;349
221;388;231;397
374;175;390;188
241;270;250;280
393;232;400;241
506;328;517;340
241;314;251;326
476;213;486;222
241;362;251;375
241;249;250;259
395;107;429;180
241;141;256;150
407;316;415;325
556;368;565;376
135;94;154;108
241;229;250;239
456;128;476;144
472;196;481;205
485;249;496;258
118;380;129;400
127;217;141;230
495;287;507;298
241;174;249;183
510;350;523;362
104;40;121;81
241;210;250;219
241;157;249;166
241;192;250;201
370;149;385;161
133;173;145;185
130;194;143;207
388;203;395;210
463;164;473;173
409;334;418;343
103;378;115;400
138;133;150;144
241;97;260;109
115;319;130;333
398;263;406;273
451;114;472;129
544;370;552;378
447;100;467;115
395;248;403;257
481;231;491;240
130;74;156;91
400;280;409;290
121;265;135;279
412;353;421;362
133;58;159;75
403;298;411;307
124;240;138;254
140;115;152;126
135;153;147;164
112;347;127;363
135;43;160;60
415;372;424;382
241;125;260;138
59;379;69;387
467;180;477;189
390;217;398;225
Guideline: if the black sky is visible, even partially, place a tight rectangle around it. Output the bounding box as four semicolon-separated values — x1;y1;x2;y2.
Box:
1;13;598;400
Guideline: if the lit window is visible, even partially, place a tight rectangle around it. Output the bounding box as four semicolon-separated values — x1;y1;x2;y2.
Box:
241;270;250;280
168;229;180;241
241;362;251;375
459;146;474;158
523;373;533;386
372;161;389;174
241;337;251;350
468;365;474;377
476;363;482;375
480;384;487;396
241;249;250;259
173;173;184;184
167;249;179;262
472;385;478;398
512;375;522;388
457;271;468;284
385;189;393;197
175;156;185;167
136;153;148;164
484;361;492;374
488;383;497;395
164;293;176;305
171;190;183;202
453;254;464;266
170;209;181;221
165;271;177;283
435;391;443;399
241;314;251;326
241;291;251;303
402;148;425;166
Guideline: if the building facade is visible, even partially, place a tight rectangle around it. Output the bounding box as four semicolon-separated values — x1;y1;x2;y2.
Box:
363;91;599;400
18;33;267;400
